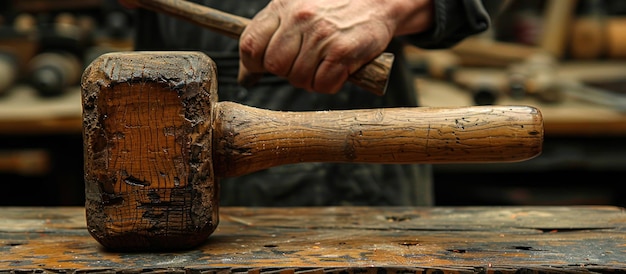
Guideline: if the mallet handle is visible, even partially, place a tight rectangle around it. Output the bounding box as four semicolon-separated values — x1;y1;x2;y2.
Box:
213;102;543;177
127;0;392;96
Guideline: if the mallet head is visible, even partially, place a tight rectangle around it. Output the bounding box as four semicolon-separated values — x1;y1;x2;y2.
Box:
82;51;219;251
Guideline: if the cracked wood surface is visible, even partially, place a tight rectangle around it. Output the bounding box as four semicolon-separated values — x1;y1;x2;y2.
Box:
0;206;625;273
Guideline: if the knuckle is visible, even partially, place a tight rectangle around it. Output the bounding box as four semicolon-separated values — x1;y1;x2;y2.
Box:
308;21;336;43
263;58;284;76
264;53;295;77
293;8;315;23
239;34;262;60
329;42;356;59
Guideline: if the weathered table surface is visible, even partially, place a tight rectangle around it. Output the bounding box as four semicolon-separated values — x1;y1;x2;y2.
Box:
1;206;625;273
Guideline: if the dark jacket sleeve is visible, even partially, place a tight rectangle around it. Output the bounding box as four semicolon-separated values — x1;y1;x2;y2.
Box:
400;0;497;49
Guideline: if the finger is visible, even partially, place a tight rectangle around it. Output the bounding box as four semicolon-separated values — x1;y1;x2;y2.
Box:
239;8;280;74
237;63;263;88
291;31;354;93
285;22;337;91
286;40;322;91
311;33;385;94
263;27;302;78
311;57;350;94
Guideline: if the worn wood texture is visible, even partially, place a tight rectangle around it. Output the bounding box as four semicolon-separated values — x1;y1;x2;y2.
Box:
213;102;544;177
0;206;625;273
81;51;220;251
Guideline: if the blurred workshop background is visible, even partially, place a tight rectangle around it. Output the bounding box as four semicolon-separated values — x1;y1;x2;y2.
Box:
0;0;624;207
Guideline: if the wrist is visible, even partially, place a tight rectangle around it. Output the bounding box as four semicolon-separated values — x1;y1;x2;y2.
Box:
386;0;434;36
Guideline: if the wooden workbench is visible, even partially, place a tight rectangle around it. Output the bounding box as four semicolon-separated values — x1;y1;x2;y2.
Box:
0;85;81;135
1;206;625;273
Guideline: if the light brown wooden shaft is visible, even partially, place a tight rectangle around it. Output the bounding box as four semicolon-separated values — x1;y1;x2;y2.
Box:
213;102;543;178
607;18;626;58
450;38;544;67
129;0;392;96
133;0;246;39
0;149;50;175
539;0;577;58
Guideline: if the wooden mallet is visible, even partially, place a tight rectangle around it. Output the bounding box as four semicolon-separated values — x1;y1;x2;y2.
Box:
81;51;543;251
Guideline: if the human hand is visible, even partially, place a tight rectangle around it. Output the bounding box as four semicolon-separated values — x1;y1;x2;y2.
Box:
238;0;433;94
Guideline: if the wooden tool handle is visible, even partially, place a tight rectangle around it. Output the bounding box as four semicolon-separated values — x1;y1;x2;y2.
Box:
128;0;392;96
213;102;543;177
539;0;577;59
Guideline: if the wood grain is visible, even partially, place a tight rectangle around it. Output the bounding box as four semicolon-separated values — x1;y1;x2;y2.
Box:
82;51;219;251
539;0;578;59
213;102;544;177
0;206;625;273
